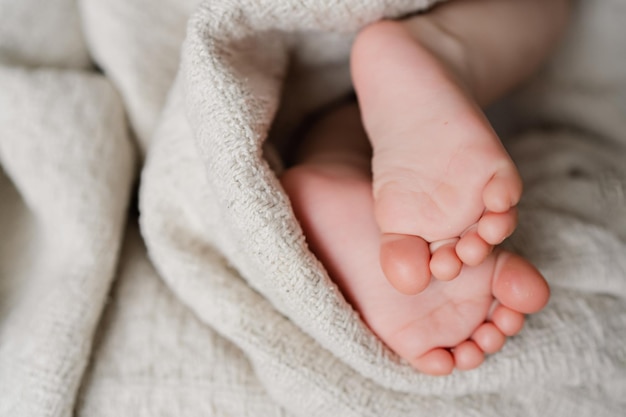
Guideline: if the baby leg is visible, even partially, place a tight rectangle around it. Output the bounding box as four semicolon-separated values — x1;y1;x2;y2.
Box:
352;0;570;292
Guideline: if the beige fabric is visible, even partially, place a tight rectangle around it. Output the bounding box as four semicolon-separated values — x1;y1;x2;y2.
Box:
1;0;625;416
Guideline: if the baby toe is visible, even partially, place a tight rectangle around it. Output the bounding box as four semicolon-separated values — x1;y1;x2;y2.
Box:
456;228;492;266
482;168;523;213
411;348;455;376
477;208;518;245
380;233;431;294
492;252;550;314
429;239;462;281
453;340;484;371
471;322;506;354
490;304;525;336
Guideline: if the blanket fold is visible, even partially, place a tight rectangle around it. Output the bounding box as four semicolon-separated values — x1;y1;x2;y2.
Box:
1;0;625;416
0;67;134;414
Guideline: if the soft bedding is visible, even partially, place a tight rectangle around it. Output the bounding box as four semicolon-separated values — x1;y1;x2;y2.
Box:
0;0;625;416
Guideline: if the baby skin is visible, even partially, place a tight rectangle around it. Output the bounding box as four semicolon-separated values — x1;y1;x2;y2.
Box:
281;0;569;375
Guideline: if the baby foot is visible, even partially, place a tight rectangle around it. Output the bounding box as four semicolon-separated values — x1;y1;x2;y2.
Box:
352;20;523;293
281;163;548;375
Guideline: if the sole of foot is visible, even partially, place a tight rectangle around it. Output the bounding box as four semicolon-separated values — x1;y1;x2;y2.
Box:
281;164;548;375
351;20;523;290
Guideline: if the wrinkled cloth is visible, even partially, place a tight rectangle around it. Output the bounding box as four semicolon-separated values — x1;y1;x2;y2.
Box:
1;0;625;416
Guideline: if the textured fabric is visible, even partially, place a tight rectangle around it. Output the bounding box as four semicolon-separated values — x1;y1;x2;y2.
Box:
1;0;625;416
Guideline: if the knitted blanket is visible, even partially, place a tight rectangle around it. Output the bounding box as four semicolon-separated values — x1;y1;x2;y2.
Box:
1;0;625;416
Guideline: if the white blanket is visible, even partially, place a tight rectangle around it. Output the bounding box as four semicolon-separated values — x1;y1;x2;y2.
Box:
1;0;625;416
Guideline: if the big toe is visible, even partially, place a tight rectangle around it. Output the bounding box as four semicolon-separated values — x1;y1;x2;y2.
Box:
492;252;550;314
380;233;432;294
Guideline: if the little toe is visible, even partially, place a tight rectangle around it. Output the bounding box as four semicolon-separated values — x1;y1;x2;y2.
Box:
412;348;455;376
456;229;492;266
492;252;550;314
490;304;525;336
483;169;523;213
429;239;462;281
380;233;431;294
471;322;506;354
453;340;484;371
477;208;518;245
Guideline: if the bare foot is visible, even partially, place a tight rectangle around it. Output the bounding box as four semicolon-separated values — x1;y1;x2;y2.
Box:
352;20;523;292
280;104;549;375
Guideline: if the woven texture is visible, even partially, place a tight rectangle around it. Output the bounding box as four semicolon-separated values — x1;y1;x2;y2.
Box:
1;0;625;416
